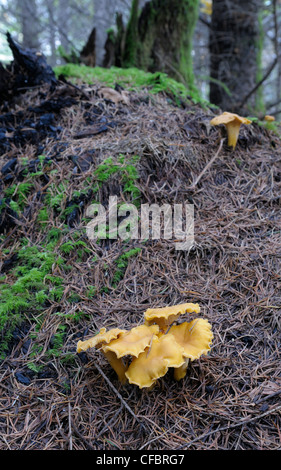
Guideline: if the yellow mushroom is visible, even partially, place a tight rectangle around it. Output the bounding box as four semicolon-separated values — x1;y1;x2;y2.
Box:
200;0;212;15
168;318;213;381
125;334;186;389
76;303;214;389
102;324;160;359
210;111;251;148
144;302;200;331
77;327;128;384
77;327;126;353
264;115;275;122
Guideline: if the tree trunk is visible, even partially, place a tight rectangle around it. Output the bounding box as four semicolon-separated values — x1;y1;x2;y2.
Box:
122;0;199;90
122;0;139;68
80;27;96;67
17;0;40;50
209;0;261;113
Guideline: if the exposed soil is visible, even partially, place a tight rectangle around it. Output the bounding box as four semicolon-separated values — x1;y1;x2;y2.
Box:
0;77;281;450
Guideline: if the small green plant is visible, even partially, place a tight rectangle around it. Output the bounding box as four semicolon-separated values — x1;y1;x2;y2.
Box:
86;285;97;298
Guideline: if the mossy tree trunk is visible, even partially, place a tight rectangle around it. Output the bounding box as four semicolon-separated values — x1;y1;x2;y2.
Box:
122;0;199;90
209;0;262;114
122;0;139;68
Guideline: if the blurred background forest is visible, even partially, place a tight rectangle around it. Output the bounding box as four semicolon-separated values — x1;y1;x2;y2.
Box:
1;0;281;117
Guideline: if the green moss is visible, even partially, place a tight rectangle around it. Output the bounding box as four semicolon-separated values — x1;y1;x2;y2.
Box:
112;247;141;287
94;157;120;182
4;181;33;211
86;285;97;298
94;154;141;204
259;119;281;136
37;208;49;229
59;239;91;259
0;242;65;357
0;230;93;358
54;63;207;106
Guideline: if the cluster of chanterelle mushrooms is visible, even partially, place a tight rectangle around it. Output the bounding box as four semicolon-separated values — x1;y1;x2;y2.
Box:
77;302;213;389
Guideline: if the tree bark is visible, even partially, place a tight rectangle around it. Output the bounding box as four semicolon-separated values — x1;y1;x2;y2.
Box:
122;0;139;68
209;0;261;113
80;27;96;67
136;0;199;88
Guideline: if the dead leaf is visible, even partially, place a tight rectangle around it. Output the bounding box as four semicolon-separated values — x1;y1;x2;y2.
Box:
98;87;129;105
249;379;281;401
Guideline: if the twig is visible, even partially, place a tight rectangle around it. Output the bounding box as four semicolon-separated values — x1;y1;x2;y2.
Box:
188;138;224;190
94;362;140;423
253;389;281;405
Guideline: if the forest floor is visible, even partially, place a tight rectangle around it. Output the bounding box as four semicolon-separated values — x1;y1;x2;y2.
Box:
0;74;281;450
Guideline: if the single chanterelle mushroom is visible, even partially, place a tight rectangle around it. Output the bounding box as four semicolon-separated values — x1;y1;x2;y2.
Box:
77;327;128;384
264;115;275;122
144;302;200;331
210;111;251;148
168;318;213;381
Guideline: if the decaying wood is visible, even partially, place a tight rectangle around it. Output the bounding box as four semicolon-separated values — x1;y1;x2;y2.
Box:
80;27;96;67
0;32;57;104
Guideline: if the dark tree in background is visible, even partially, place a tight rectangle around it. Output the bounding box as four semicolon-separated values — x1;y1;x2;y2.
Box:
210;0;262;113
16;0;41;51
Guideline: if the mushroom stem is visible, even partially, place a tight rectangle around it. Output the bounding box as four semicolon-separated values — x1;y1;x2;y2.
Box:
226;122;242;148
174;359;189;381
102;350;128;384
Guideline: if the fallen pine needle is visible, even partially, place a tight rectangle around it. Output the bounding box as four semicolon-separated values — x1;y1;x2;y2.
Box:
188;138;225;189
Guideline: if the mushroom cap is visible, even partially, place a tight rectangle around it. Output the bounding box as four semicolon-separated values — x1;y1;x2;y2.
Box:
144;302;200;330
168;318;213;361
125;334;185;388
102;324;159;358
264;115;275;122
210;112;251;126
77;327;126;353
